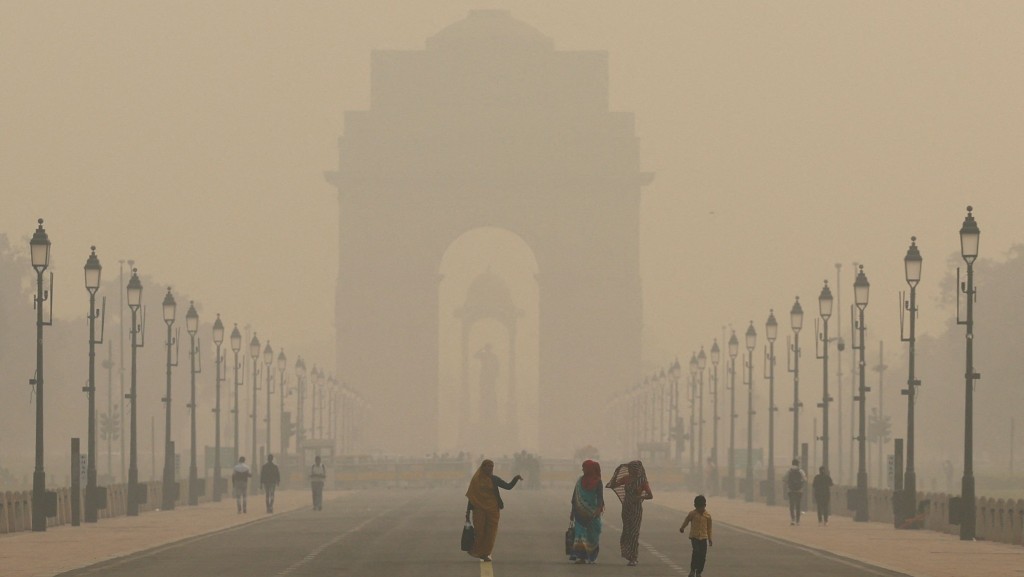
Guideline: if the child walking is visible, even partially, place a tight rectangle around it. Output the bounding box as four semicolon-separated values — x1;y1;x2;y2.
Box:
679;494;713;577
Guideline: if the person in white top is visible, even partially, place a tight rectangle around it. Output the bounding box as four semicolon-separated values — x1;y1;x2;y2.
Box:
310;455;327;511
232;456;252;514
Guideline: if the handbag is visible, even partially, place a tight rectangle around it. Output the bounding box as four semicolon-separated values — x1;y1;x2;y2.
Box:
564;519;575;556
461;521;475;552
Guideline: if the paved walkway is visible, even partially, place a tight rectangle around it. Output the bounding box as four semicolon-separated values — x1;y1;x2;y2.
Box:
0;490;343;577
657;491;1024;577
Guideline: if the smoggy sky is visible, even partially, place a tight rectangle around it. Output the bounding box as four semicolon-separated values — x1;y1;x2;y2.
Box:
2;1;1023;373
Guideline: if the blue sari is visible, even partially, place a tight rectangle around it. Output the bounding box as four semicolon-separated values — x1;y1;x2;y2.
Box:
571;477;604;562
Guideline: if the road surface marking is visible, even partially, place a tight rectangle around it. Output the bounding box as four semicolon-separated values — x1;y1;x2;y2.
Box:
604;520;687;574
276;504;402;576
480;560;494;577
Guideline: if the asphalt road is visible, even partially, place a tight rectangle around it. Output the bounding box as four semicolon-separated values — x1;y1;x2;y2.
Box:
57;488;910;577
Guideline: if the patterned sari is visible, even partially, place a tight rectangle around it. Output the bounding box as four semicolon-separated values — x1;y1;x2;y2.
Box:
606;460;652;563
571;460;604;562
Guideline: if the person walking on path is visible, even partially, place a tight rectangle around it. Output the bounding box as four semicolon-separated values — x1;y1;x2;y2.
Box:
260;454;281;514
464;459;523;562
569;460;605;564
606;460;653;566
812;466;834;526
679;494;713;577
231;456;252;514
310;455;326;511
785;459;807;525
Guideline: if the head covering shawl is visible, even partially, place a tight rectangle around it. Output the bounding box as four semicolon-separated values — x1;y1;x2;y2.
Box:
580;460;602;491
466;459;496;509
606;460;652;504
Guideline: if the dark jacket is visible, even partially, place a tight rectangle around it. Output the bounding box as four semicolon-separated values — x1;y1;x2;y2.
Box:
261;462;281;488
466;475;520;512
812;472;833;501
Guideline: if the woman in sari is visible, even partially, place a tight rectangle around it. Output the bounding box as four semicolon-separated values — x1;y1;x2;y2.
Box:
569;460;605;564
606;460;652;566
465;459;522;562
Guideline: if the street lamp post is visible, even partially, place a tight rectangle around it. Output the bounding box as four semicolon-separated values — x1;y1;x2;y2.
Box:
125;269;144;516
957;206;981;540
230;325;242;463
185;302;201;506
710;341;721;493
212;315;225;502
668;360;681;461
697;348;707;487
727;330;739;499
788;297;803;462
815;281;834;474
688;356;698;473
764;310;778;505
263;342;274;455
160;288;179;511
249;334;261;471
29;220;53;532
853;266;871;522
295;357;307;461
277;350;287;454
83;247;106;522
744;322;757;502
898;237;922;528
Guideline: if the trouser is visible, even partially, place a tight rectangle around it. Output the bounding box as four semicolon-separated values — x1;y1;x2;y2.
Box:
234;487;247;512
265;485;276;512
469;507;500;558
788;492;802;522
311;481;324;510
816;496;830;523
690;538;708;573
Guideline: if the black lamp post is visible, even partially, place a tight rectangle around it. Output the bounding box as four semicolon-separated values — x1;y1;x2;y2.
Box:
249;333;261;472
788;297;804;462
295;357;307;460
688;355;698;472
958;206;980;540
29;219;52;531
160;287;179;511
710;340;720;493
83;247;105;522
853;266;871;522
212;315;225;502
125;269;144;516
898;237;922;527
668;359;681;461
263;342;274;455
185;302;201;506
230;325;242;463
764;310;778;505
815;281;834;474
727;330;739;499
277;350;288;454
744;322;757;502
697;348;707;486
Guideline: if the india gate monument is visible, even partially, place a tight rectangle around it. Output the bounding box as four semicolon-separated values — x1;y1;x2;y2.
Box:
326;10;650;456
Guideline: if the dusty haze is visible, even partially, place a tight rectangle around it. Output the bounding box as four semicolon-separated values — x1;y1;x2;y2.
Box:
1;2;1023;485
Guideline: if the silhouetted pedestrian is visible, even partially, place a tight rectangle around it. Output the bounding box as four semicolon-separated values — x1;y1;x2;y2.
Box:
784;459;806;525
261;454;281;513
812;466;833;526
310;455;326;510
231;456;252;514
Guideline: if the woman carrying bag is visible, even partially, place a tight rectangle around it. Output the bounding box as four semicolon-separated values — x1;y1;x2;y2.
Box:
464;459;522;562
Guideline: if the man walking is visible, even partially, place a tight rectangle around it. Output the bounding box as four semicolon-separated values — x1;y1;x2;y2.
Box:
812;466;834;526
785;459;806;525
232;456;252;514
261;454;281;514
310;455;326;511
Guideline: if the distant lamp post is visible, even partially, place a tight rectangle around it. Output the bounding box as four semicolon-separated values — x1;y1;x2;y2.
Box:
957;207;981;540
764;310;778;505
709;340;721;493
853;266;871;522
727;330;739;499
898;237;922;528
697;347;707;487
160;287;180;511
29;219;53;531
295;357;307;460
688;354;698;472
788;297;804;461
277;350;288;454
249;333;261;474
744;322;757;502
263;342;274;455
230;325;242;463
212;315;225;502
83;247;106;522
185;302;201;506
125;269;144;516
815;281;834;476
